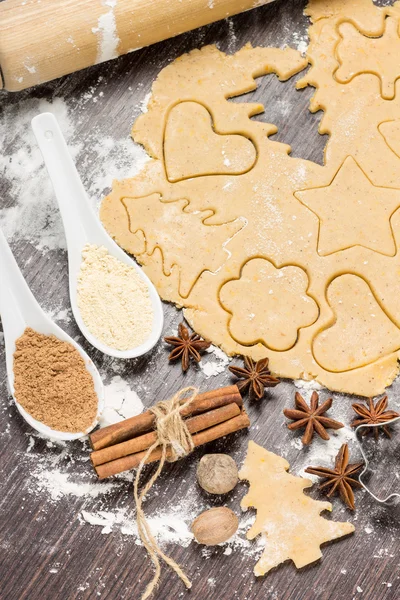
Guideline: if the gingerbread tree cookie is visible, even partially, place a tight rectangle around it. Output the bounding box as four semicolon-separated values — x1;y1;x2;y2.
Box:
239;441;354;576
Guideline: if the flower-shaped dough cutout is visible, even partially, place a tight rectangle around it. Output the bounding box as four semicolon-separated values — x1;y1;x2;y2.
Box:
335;17;400;100
164;101;257;182
295;156;400;257
220;258;318;351
313;274;400;372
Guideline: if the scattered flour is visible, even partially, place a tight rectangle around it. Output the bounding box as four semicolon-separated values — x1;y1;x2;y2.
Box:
34;467;120;502
100;375;143;427
0;96;148;252
92;0;120;64
295;425;357;482
22;432;123;505
79;499;264;555
140;92;152;113
80;500;196;547
364;526;373;534
290;437;303;451
294;378;323;391
53;308;72;323
296;39;308;55
81;510;118;534
0;98;75;251
26;436;35;453
226;18;238;53
199;345;231;378
291;30;309;56
284;385;360;481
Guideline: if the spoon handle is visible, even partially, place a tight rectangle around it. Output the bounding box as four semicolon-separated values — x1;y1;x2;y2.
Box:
0;227;44;366
31;112;98;257
31;112;164;359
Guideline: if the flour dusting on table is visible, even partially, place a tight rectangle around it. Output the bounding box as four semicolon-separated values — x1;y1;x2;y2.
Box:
0;95;148;252
199;345;231;378
100;376;143;427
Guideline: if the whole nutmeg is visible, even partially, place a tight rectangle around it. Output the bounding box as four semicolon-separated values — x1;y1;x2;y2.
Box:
191;507;238;545
197;453;238;494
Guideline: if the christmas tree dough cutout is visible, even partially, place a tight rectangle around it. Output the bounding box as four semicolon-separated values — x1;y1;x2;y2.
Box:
122;193;245;298
239;441;354;576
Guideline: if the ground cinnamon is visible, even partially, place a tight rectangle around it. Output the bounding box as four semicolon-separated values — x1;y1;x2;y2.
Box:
13;328;98;433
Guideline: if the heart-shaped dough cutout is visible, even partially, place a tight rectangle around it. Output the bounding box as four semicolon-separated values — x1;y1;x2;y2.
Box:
313;274;400;372
164;101;257;182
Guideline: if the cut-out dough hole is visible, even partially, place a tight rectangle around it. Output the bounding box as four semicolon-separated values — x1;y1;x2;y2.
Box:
229;71;328;165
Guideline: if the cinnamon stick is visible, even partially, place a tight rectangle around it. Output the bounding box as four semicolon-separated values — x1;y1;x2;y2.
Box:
91;402;241;467
95;409;250;479
90;385;242;451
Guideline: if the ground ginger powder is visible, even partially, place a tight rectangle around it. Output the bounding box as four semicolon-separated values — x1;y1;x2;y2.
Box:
13;328;98;433
77;244;154;351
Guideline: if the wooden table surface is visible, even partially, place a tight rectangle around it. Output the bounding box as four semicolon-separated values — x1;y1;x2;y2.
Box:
0;1;399;599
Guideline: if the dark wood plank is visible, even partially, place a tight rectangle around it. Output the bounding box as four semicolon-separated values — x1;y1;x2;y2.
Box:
0;1;398;599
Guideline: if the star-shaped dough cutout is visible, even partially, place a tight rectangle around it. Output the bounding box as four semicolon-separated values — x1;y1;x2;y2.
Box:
295;157;400;256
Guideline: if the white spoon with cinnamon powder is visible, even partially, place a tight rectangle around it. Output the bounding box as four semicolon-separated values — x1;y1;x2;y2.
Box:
0;227;104;441
31;113;164;359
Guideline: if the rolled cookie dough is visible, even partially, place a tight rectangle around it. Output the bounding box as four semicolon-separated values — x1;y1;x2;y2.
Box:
101;0;400;396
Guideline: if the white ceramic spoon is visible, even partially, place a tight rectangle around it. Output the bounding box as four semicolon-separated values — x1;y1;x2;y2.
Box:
31;112;164;359
0;227;104;441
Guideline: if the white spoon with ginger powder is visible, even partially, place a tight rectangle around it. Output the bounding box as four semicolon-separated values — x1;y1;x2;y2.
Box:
32;113;163;358
0;227;104;441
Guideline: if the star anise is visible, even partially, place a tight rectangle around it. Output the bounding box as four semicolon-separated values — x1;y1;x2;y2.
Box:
283;391;344;445
164;322;211;372
228;356;280;399
305;443;364;510
351;396;400;439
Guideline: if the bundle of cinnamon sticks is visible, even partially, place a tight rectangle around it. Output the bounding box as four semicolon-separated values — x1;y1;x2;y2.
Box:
89;385;249;479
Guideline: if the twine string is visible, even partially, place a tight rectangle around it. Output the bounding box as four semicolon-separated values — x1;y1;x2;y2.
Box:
134;387;198;600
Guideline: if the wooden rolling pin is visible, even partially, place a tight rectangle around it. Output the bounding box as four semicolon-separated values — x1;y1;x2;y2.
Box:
0;0;276;92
